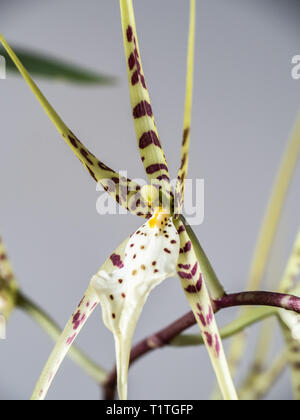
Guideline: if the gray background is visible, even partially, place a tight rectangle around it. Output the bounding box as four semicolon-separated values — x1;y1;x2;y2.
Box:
0;0;300;400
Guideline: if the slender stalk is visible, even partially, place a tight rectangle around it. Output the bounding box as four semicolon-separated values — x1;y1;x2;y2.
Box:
171;307;275;346
181;216;225;299
104;291;300;399
16;291;107;384
239;350;288;400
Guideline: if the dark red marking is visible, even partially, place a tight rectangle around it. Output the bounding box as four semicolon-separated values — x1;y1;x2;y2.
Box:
68;135;78;149
131;70;139;85
146;163;168;175
191;262;198;276
127;26;133;42
204;332;213;347
139;131;161;149
133;101;153;119
80;148;94;166
110;254;124;269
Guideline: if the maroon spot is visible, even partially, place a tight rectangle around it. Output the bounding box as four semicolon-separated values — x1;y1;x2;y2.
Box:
177;225;185;234
131;70;139;85
171;240;177;244
164;248;171;254
157;175;170;182
87;167;97;182
178;271;193;280
206;306;213;325
197;312;207;327
139;131;161;149
191;262;198;276
180;154;187;169
80;148;94;166
140;74;146;89
90;302;97;311
183;241;192;253
182;128;190;146
146;163;168;175
204;332;213;347
184;285;197;293
178;264;190;270
98;161;114;172
0;254;7;261
127;26;133;42
196;275;203;291
133;101;153;119
68;135;78;149
67;333;76;345
128;53;135;70
110;254;124;268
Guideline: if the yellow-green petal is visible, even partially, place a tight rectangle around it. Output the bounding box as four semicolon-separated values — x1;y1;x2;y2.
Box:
175;0;196;215
120;0;171;198
0;34;145;217
175;219;238;400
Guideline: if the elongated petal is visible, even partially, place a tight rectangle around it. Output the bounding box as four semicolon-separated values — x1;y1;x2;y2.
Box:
31;236;132;400
91;213;180;400
280;321;300;400
279;229;300;294
120;0;171;196
226;114;300;380
31;286;99;400
175;0;196;215
0;34;145;217
175;219;238;400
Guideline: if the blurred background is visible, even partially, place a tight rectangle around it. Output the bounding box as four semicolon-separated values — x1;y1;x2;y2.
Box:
0;0;300;400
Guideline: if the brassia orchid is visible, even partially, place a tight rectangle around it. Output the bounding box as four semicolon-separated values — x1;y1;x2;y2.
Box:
0;0;238;400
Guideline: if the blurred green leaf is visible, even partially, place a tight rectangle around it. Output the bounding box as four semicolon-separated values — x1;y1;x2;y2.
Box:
0;44;116;85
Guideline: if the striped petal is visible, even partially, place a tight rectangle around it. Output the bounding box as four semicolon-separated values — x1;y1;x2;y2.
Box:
31;285;99;400
175;219;238;400
280;322;300;400
175;0;196;216
91;211;180;400
0;34;145;217
120;0;171;199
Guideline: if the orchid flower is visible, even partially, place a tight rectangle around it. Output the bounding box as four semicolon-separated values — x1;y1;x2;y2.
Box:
0;0;237;401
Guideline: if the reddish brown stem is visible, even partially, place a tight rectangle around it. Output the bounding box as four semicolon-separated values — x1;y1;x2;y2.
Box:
103;291;300;399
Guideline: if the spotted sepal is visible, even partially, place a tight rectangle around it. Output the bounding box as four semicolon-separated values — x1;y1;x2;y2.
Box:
175;0;196;216
31;285;99;400
175;219;238;400
119;1;171;201
0;34;146;218
91;212;180;400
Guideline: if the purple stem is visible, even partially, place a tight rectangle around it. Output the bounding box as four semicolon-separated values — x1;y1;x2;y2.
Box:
103;291;300;399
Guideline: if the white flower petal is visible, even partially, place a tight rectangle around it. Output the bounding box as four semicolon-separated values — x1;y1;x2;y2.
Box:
91;213;180;400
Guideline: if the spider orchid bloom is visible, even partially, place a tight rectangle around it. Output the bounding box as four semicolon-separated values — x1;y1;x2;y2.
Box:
1;0;237;401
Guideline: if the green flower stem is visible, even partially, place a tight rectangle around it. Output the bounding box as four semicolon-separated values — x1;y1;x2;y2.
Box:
238;350;288;400
180;216;225;300
171;306;276;347
16;291;107;384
